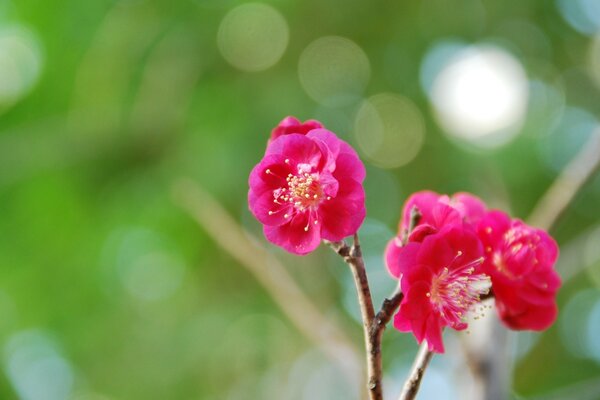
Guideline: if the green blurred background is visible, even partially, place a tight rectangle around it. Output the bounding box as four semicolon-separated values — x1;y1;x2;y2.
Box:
1;0;600;399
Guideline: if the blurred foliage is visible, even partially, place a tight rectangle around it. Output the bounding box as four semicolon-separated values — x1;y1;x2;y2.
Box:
0;0;600;399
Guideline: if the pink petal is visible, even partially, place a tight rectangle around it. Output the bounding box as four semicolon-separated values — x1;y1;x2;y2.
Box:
319;179;365;241
248;189;293;227
265;134;324;168
263;213;321;255
401;191;441;231
424;314;444;353
451;192;487;225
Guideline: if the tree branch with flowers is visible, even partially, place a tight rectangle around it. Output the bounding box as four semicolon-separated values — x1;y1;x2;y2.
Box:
242;115;566;399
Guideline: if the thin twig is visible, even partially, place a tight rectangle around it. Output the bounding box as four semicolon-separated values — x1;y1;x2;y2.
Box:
327;235;382;399
172;179;362;381
398;342;434;400
528;129;600;231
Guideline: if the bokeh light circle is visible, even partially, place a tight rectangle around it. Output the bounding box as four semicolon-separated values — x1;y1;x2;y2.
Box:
354;93;425;168
560;289;600;361
538;107;598;173
217;3;289;72
428;45;528;148
4;331;74;400
556;0;600;36
298;36;370;106
0;24;43;110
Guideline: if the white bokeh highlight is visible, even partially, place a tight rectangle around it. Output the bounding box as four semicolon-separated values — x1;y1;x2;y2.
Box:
4;331;74;400
428;45;529;148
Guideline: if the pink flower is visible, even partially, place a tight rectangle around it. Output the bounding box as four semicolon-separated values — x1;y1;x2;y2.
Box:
386;191;486;278
269;116;324;144
393;226;489;353
477;211;561;330
249;129;366;255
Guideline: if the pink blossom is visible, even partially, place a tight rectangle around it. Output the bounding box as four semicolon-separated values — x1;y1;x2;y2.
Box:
269;116;324;144
393;226;489;353
477;211;561;330
385;191;486;278
249;129;366;255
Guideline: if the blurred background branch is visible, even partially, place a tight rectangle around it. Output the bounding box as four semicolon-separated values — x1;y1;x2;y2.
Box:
172;179;362;383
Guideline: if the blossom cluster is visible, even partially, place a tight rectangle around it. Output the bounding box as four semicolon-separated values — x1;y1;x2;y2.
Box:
385;192;561;352
248;116;561;353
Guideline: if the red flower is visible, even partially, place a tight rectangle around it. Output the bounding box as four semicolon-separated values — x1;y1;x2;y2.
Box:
393;226;489;353
269;116;324;144
477;211;561;330
386;191;486;278
249;129;366;255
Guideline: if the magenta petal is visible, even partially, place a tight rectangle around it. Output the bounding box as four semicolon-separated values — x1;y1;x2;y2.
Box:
248;189;293;227
307;129;342;159
269;116;324;142
424;314;444;353
401;191;441;231
499;302;558;331
443;226;483;264
265;134;324;168
431;203;462;228
263;213;321;255
393;310;413;332
385;237;403;278
319;179;366;241
333;152;366;184
416;230;455;273
248;154;291;189
451;192;487;225
385;239;420;278
477;210;511;245
318;170;339;198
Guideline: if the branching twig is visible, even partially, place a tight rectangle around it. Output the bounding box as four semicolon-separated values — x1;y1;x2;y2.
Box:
328;207;422;399
398;342;434;400
172;179;362;382
327;235;382;399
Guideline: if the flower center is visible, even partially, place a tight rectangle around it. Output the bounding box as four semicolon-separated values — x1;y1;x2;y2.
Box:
284;171;323;211
265;162;333;232
428;253;489;327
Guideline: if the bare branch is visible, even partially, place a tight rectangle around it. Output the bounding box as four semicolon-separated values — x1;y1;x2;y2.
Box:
398;342;434;400
528;130;600;231
172;179;362;381
327;235;382;399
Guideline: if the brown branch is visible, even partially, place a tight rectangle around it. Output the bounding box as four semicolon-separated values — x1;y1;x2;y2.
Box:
327;235;382;399
398;342;434;400
528;130;600;231
328;207;422;399
172;179;362;381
